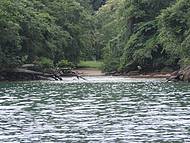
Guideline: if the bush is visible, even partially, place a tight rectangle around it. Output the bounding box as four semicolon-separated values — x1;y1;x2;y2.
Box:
78;61;103;69
36;57;53;69
57;60;74;68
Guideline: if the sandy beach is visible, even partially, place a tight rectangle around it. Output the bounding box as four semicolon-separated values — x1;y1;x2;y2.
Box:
73;68;105;76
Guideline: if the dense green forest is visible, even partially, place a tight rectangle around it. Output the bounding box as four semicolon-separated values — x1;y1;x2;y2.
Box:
0;0;104;69
1;0;190;73
101;0;190;73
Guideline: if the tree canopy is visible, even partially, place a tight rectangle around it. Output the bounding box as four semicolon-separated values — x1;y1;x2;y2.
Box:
1;0;190;73
0;0;98;69
100;0;179;72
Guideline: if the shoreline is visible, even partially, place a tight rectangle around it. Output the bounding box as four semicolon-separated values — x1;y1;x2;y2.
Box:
0;68;172;82
73;68;105;76
126;73;171;79
73;68;172;78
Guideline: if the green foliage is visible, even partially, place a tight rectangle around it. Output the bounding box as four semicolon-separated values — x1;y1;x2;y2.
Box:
78;61;103;69
0;1;22;69
57;60;74;68
1;0;190;73
101;0;179;72
158;0;190;67
36;57;53;69
103;32;126;72
0;0;96;69
94;0;126;69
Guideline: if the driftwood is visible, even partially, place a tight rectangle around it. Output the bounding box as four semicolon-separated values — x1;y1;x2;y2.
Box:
13;68;52;76
70;71;87;81
0;68;62;81
0;67;87;81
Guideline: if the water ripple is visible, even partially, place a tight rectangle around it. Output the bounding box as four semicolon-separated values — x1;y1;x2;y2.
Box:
0;78;190;142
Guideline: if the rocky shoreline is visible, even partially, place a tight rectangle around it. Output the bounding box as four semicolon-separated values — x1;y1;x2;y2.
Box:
123;66;190;82
167;66;190;82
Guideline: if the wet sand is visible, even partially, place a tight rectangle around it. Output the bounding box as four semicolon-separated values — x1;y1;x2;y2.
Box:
73;68;171;78
73;68;105;76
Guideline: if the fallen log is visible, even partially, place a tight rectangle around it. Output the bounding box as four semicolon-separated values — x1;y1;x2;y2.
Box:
0;68;62;81
0;68;87;81
13;68;53;76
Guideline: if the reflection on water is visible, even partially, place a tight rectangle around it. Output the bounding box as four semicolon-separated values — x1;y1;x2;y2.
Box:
0;77;190;142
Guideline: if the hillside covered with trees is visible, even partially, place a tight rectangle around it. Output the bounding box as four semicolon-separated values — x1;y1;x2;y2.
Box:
1;0;190;76
99;0;190;74
0;0;105;70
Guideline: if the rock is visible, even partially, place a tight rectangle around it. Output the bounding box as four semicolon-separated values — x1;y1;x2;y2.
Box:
126;71;139;76
183;70;190;82
168;66;190;82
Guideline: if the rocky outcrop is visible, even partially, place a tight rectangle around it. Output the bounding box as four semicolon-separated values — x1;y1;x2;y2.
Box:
167;66;190;82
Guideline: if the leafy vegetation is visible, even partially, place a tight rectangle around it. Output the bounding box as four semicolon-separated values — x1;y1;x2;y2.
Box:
1;0;190;74
101;0;179;72
0;0;101;69
36;57;54;69
78;61;103;69
57;60;74;68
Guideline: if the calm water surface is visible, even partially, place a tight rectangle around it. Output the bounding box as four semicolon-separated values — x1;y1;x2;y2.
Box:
0;77;190;142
